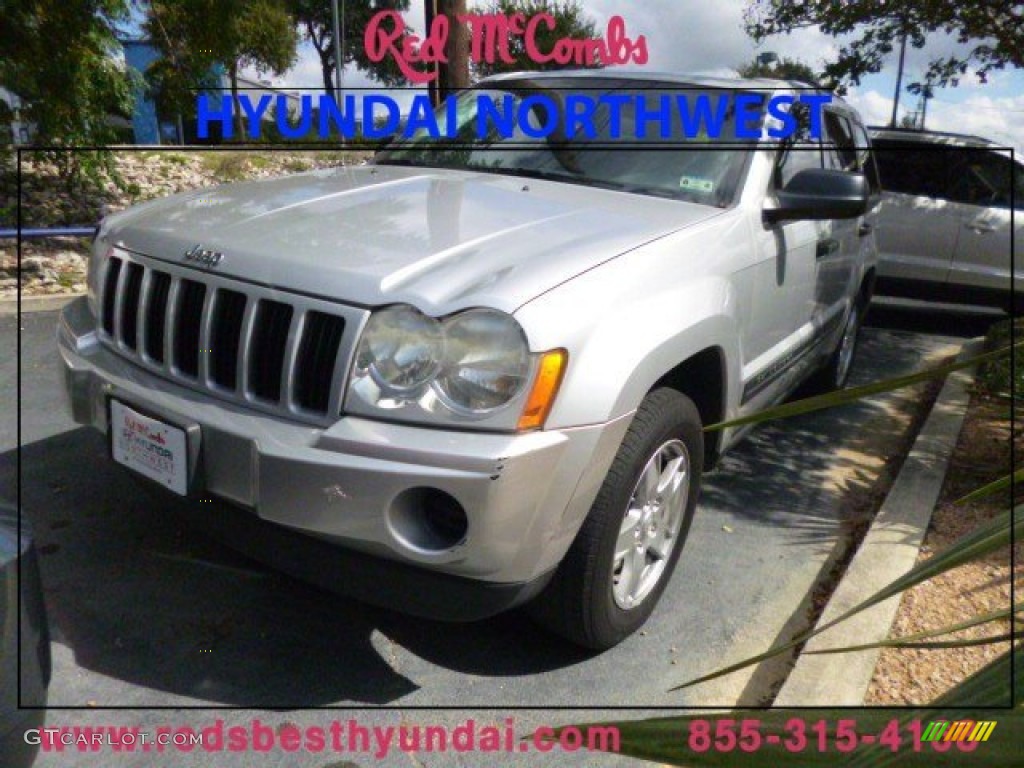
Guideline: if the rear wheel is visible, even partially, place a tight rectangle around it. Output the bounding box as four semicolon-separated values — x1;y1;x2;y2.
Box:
530;388;703;650
807;299;862;393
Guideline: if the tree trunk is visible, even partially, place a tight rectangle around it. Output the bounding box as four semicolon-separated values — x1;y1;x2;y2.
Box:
439;0;470;97
308;23;335;98
229;60;243;140
322;57;334;99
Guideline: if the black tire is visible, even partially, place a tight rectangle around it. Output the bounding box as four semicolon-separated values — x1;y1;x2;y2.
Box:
806;299;862;394
529;388;703;650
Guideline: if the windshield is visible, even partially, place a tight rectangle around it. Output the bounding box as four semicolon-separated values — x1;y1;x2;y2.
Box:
376;79;762;207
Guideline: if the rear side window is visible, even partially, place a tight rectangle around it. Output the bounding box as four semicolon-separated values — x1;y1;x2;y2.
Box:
872;139;953;199
774;104;822;188
853;124;882;194
823;111;858;172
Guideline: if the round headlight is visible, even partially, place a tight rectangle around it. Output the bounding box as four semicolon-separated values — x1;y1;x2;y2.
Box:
435;310;530;414
357;306;443;395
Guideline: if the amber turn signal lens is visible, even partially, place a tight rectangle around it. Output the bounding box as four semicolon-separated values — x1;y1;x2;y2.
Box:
517;349;568;432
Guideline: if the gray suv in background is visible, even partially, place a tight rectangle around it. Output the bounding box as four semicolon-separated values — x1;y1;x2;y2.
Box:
870;127;1022;312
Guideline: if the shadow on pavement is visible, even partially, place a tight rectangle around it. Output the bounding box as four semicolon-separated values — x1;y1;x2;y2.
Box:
700;328;955;552
1;429;592;708
865;300;1004;339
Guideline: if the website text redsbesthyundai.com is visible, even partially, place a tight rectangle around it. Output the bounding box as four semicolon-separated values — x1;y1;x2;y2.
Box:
25;718;621;760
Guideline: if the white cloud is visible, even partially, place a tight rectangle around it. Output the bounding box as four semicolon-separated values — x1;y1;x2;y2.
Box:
927;94;1024;151
584;0;838;74
286;49;327;89
845;87;1024;152
843;88;897;128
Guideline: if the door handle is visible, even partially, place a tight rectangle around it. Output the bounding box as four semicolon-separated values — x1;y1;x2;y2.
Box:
816;238;840;259
857;223;873;238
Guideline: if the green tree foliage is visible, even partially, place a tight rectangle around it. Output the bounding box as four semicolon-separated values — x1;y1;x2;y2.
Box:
744;1;1024;92
288;0;412;94
737;56;820;86
0;1;137;179
145;0;298;138
471;0;602;80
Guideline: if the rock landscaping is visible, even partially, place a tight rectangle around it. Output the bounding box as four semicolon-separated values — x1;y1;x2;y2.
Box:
1;149;370;300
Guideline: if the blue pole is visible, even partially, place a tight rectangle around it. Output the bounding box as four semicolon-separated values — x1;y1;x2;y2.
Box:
0;227;96;239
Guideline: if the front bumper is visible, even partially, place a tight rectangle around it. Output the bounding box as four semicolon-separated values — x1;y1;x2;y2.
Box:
58;298;630;612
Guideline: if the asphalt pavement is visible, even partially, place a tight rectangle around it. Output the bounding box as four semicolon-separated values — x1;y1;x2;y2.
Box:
0;302;997;767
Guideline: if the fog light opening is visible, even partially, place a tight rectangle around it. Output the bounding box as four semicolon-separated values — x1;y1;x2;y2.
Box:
388;488;468;553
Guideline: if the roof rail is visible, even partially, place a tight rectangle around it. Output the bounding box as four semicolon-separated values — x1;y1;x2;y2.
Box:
867;125;994;146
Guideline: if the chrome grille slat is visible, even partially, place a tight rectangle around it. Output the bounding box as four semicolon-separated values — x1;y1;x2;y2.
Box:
111;258;129;342
163;277;181;376
237;298;260;396
96;249;366;426
327;333;352;417
136;268;153;358
197;286;216;384
280;310;306;411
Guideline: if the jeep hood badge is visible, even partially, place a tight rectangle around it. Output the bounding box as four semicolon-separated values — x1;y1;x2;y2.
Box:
183;244;224;268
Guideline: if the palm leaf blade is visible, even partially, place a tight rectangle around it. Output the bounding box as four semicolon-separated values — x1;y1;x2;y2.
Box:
705;342;1021;433
672;507;1020;690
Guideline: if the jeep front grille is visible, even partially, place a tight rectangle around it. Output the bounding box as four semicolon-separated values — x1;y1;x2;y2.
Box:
97;249;367;424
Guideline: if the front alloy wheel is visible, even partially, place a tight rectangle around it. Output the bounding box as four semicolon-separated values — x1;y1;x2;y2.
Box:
612;440;690;610
530;388;703;650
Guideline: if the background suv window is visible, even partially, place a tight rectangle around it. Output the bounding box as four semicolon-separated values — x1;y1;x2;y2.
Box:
872;139;953;199
946;149;1022;209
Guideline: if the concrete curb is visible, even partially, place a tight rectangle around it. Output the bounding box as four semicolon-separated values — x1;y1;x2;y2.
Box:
0;293;84;317
774;338;984;706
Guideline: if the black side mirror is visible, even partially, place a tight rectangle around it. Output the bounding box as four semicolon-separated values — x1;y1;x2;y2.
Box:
764;168;869;224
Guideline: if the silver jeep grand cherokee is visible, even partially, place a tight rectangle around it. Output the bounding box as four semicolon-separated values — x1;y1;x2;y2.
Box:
58;73;878;649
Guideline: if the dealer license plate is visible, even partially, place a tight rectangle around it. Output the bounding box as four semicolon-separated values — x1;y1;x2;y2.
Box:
110;400;189;496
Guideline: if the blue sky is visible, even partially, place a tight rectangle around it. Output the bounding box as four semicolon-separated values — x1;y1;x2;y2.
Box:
246;0;1024;150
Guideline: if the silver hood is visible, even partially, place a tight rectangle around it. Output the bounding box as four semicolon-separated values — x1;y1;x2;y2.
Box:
104;164;723;316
